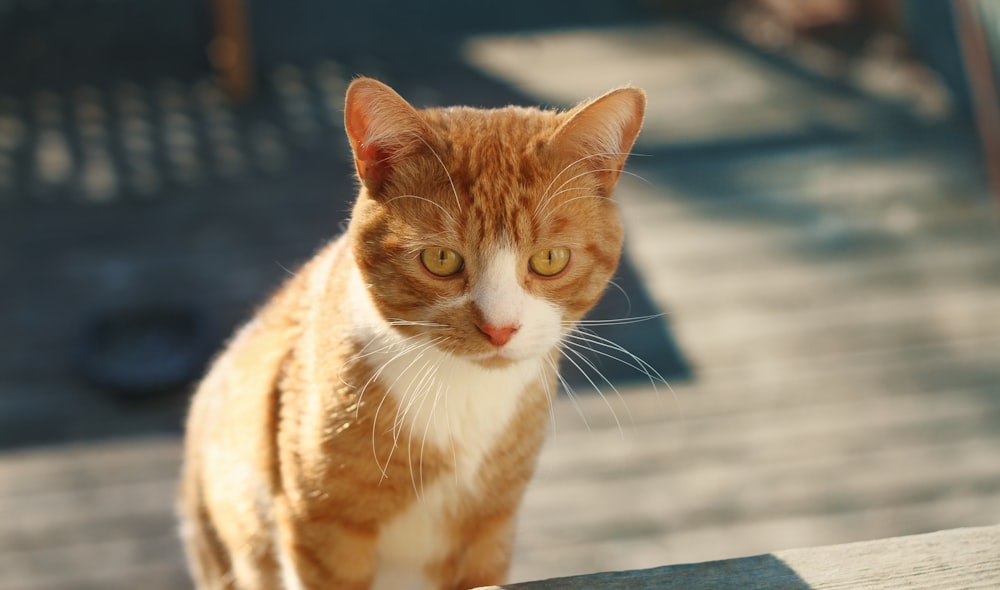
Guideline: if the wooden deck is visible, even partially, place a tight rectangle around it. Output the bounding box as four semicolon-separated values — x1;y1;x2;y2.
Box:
485;525;1000;589
483;526;1000;590
2;20;999;590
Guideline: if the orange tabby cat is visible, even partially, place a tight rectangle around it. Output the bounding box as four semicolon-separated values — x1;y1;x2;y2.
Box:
178;77;645;590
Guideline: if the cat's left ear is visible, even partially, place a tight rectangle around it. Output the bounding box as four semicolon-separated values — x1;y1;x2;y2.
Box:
344;77;427;193
551;87;646;194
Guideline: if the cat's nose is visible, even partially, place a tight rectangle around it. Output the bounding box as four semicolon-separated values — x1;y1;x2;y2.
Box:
478;323;519;347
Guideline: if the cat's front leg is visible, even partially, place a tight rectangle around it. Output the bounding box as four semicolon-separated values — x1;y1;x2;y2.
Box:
273;499;378;590
447;511;518;590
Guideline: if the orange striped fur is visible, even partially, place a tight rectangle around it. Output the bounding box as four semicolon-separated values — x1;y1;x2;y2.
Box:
178;78;645;590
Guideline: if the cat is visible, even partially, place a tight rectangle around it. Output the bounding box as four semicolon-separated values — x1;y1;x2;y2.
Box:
178;76;646;590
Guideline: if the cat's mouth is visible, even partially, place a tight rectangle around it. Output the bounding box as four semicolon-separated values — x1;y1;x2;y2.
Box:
465;346;526;369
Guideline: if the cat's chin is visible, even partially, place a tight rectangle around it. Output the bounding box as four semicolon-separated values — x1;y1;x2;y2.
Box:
464;348;536;370
474;355;520;370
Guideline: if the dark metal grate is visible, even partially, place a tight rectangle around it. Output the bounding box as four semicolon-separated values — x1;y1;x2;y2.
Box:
0;61;352;205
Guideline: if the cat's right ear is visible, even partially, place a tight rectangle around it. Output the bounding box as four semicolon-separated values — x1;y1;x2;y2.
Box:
550;86;646;195
344;78;426;193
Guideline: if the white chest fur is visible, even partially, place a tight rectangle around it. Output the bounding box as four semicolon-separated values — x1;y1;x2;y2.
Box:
346;264;543;587
368;355;539;589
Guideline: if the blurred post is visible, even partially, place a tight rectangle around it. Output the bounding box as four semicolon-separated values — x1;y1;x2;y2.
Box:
953;0;1000;217
209;0;255;103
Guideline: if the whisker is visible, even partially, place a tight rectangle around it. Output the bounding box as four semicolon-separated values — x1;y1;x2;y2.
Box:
565;328;669;388
544;182;611;203
418;372;447;497
562;343;635;429
389;339;444;440
367;337;442;479
562;333;655;383
536;167;652;224
559;345;625;437
536;150;632;214
442;364;460;488
386;339;444;483
539;357;558;441
403;231;460;254
536;175;593;220
404;360;440;500
415;135;462;213
601;280;634;317
275;261;297;278
536;152;606;211
386;319;449;328
347;336;417;403
371;354;428;478
563;313;666;327
343;333;427;416
544;354;590;433
346;332;426;368
392;350;432;442
538;195;611;227
564;328;681;412
394;353;440;439
617;167;652;185
384;193;459;227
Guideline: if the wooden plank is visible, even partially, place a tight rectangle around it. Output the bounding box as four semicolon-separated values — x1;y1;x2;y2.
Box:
0;539;188;590
0;438;181;497
512;499;1000;581
675;300;1000;368
563;335;1000;427
512;386;1000;575
486;525;1000;589
619;191;1000;317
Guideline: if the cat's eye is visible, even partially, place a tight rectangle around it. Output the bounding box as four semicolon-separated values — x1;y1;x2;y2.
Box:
420;248;464;277
529;248;571;277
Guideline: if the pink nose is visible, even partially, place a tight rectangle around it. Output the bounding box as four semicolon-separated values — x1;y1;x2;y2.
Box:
479;323;519;347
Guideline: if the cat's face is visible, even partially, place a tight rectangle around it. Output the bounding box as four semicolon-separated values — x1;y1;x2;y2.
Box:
344;79;645;367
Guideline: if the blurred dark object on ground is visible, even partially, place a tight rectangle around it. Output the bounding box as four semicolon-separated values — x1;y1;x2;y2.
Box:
78;305;211;399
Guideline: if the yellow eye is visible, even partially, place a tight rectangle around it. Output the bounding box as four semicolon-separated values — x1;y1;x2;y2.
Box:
529;248;571;277
420;248;464;277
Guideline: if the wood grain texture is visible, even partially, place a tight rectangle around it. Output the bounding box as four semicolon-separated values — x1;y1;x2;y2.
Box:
479;525;1000;589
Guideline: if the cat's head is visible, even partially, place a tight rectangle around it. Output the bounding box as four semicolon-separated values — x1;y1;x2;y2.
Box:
344;77;645;368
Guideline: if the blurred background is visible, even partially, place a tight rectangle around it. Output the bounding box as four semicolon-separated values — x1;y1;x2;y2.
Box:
0;0;998;588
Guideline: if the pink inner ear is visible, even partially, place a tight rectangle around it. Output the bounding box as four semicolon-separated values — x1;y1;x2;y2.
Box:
345;98;378;181
344;79;424;189
352;142;387;182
